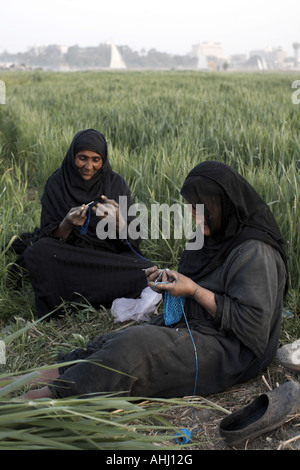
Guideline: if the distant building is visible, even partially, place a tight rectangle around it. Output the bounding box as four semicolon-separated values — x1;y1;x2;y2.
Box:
193;42;224;58
190;42;224;70
293;43;300;62
57;45;69;54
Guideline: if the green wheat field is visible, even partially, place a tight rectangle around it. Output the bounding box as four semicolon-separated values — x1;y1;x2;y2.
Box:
0;70;299;450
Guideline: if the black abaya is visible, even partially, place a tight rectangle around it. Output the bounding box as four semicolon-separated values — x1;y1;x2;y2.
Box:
24;238;151;317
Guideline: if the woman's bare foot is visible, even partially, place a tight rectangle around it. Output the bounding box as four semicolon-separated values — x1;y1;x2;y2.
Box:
21;385;54;400
28;368;60;389
0;375;19;385
0;368;59;396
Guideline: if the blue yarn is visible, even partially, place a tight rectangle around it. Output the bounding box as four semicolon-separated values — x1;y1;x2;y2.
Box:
173;302;198;444
80;206;91;235
163;292;185;326
125;240;153;262
175;428;192;445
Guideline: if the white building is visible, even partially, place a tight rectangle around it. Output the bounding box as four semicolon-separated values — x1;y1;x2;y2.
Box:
190;42;224;70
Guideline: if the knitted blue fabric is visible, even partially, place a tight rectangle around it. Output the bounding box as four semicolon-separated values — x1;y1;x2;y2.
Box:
163;291;185;326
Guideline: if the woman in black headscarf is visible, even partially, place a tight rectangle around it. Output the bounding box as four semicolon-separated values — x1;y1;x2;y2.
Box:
22;129;152;318
18;161;288;400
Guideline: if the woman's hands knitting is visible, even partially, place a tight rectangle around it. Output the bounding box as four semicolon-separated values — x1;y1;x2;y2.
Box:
53;195;126;241
52;204;89;239
145;266;198;298
66;204;90;226
146;266;217;317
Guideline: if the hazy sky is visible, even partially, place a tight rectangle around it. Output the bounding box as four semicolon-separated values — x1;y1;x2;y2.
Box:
1;0;299;57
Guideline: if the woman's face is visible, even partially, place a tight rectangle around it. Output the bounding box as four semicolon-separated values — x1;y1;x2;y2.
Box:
75;150;103;180
186;200;211;237
203;196;222;236
186;196;222;237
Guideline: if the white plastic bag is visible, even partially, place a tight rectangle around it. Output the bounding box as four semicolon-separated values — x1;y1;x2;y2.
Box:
111;287;162;323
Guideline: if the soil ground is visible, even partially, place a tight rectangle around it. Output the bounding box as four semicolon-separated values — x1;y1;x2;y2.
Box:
164;360;300;451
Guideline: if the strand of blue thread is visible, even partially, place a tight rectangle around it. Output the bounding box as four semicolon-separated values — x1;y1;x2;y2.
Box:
154;269;198;441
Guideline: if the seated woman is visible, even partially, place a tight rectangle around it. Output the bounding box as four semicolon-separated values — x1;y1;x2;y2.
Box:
17;161;288;399
20;129;152;318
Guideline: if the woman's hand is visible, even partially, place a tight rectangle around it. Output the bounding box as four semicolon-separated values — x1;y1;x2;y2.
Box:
52;204;89;239
160;269;198;298
66;205;89;227
145;267;217;317
94;195;126;234
145;266;168;293
145;266;198;297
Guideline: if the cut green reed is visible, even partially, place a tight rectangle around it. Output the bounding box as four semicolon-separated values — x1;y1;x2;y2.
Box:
0;393;220;450
0;324;226;450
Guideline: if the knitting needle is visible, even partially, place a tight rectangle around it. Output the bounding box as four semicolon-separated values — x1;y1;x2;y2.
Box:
69;201;95;216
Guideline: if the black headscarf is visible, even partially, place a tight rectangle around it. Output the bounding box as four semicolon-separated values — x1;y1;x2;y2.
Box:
39;129;134;249
41;128;111;211
178;160;288;294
